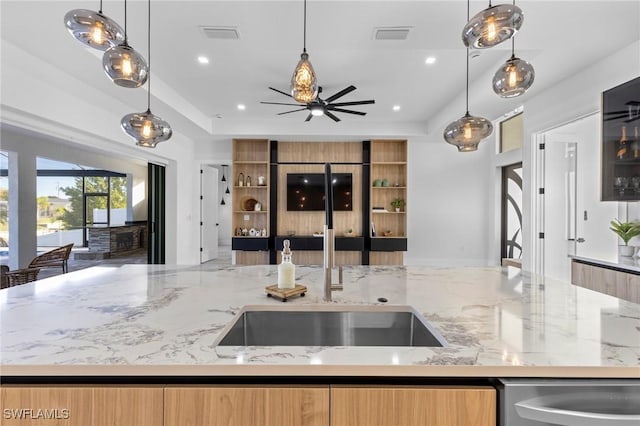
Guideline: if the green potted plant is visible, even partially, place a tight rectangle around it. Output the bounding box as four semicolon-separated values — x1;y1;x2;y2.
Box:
390;198;405;212
610;219;640;256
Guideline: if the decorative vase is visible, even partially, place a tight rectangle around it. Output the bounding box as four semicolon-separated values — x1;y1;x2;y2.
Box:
619;245;635;257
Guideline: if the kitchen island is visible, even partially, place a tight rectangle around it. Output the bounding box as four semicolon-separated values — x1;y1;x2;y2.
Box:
1;264;638;377
1;265;638;426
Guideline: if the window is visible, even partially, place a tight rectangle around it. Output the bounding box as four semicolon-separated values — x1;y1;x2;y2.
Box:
500;113;523;153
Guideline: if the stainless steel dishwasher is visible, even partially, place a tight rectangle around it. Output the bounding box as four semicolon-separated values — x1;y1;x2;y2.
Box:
498;378;640;426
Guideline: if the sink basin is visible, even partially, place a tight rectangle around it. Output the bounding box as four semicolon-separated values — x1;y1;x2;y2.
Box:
215;305;447;347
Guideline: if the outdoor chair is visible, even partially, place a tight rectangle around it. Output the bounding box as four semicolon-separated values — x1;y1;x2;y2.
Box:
3;266;40;287
28;243;74;274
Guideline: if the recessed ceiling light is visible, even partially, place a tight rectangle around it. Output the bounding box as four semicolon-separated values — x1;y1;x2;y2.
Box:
393;105;401;111
237;104;246;110
425;56;436;65
197;56;209;64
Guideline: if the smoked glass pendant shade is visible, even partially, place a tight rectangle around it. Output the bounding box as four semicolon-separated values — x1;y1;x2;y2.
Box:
492;54;535;98
462;3;523;49
290;52;318;103
64;9;125;51
103;42;148;88
443;112;494;152
121;109;172;147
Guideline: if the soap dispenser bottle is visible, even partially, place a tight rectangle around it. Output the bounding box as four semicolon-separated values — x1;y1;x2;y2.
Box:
278;240;296;289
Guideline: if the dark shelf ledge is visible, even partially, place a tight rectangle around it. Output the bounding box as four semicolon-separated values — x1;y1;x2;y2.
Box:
274;236;365;251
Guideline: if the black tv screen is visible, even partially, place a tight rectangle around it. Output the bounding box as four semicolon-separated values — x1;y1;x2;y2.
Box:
287;173;352;211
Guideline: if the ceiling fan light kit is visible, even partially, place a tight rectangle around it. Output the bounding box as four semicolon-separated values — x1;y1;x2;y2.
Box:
121;0;172;147
103;0;148;88
462;1;523;49
64;4;125;51
262;85;374;122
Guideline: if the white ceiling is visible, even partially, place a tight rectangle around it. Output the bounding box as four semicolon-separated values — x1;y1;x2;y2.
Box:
1;1;639;144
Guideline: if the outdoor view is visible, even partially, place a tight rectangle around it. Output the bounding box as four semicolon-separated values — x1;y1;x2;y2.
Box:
0;153;128;258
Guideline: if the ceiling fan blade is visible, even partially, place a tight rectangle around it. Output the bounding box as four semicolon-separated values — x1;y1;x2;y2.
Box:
330;107;367;116
305;113;313;122
277;108;307;115
329;100;375;107
269;87;293;98
261;101;303;106
324;110;341;122
324;85;356;103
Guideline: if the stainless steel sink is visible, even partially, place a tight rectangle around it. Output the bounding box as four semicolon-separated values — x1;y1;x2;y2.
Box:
215;305;447;347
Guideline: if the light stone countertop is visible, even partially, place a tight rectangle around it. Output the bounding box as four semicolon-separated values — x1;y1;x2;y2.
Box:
1;264;639;378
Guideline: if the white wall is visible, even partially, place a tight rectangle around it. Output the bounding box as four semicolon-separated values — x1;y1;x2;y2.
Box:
405;135;494;266
521;40;640;272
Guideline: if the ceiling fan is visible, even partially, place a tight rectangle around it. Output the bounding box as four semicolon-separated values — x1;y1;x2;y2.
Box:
261;85;375;122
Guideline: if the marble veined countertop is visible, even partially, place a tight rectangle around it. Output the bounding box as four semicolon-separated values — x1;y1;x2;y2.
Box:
1;265;639;377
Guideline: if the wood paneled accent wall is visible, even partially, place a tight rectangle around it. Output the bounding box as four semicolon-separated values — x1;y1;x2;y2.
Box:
276;163;363;238
277;141;363;164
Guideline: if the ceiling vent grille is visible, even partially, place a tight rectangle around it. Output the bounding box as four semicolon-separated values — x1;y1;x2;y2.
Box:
200;26;240;40
373;27;412;41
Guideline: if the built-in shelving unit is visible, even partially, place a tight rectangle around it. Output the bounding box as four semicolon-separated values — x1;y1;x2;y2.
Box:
231;139;270;264
369;140;408;265
230;139;408;265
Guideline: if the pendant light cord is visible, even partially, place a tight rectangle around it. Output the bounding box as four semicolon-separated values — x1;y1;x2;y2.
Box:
123;0;128;43
465;0;470;113
303;0;307;53
99;0;103;13
147;0;151;111
511;0;516;57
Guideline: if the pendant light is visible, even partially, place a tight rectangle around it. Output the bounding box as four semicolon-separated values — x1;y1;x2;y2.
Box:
290;0;318;103
64;1;124;51
121;0;172;147
103;0;148;88
462;1;523;49
221;165;227;183
225;186;230;195
492;2;534;98
220;197;226;206
444;1;494;152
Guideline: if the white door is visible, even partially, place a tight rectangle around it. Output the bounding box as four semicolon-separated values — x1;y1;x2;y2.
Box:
543;135;578;282
200;166;219;263
542;115;618;282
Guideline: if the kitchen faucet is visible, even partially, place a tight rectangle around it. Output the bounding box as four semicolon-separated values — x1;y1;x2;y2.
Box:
323;163;343;301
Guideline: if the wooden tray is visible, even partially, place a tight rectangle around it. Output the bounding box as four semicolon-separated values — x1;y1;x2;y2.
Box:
265;284;307;302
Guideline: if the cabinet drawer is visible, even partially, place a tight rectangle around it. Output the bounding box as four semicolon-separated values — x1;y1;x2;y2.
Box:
164;386;329;426
331;385;496;426
0;386;162;426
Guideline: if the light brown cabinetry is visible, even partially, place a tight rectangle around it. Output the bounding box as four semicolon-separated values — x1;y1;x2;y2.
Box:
331;386;496;426
1;384;496;426
164;386;329;426
571;259;640;303
0;386;162;426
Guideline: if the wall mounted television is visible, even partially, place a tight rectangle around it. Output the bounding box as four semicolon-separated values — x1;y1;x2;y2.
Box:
286;173;353;211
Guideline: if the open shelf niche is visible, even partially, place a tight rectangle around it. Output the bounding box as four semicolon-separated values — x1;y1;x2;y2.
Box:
369;140;408;265
231;139;270;265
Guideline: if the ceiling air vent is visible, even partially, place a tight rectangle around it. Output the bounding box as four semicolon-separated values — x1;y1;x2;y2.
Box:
200;26;240;40
373;27;412;41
